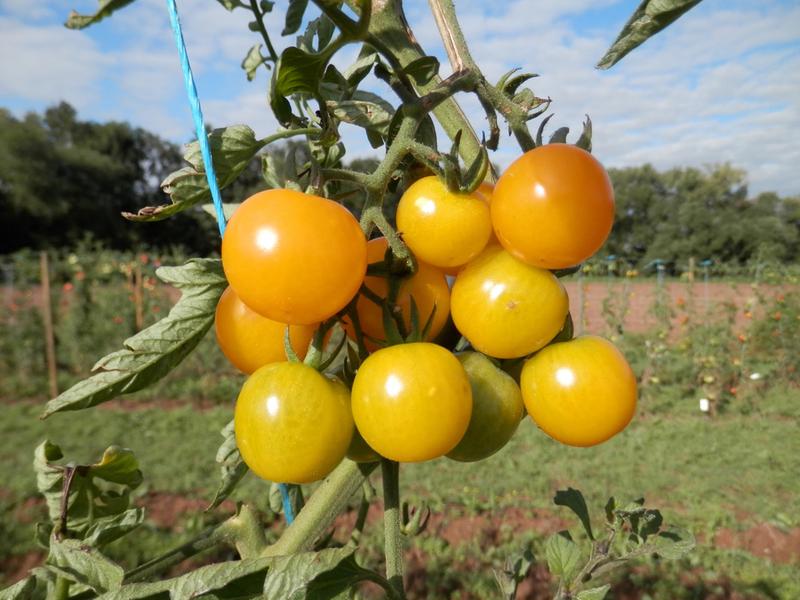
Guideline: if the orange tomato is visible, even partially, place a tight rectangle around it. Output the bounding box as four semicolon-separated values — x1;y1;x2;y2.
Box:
492;144;615;269
222;189;367;325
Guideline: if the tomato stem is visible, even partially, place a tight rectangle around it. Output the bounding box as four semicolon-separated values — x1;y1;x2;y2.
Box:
381;458;406;598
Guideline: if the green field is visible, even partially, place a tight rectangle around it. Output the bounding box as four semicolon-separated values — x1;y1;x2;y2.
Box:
2;385;798;598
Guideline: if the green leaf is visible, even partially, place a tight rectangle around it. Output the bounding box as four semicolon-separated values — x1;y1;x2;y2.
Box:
576;584;611;600
283;0;309;36
404;56;440;86
554;488;594;540
47;538;124;593
326;99;393;133
242;44;268;81
575;116;592;152
650;526;695;559
96;557;272;599
127;125;264;222
544;531;582;581
202;202;241;222
549;127;570;144
604;496;617;523
276;47;327;97
597;0;703;69
344;47;378;88
216;0;248;10
209;421;249;510
535;114;554;147
263;547;371;599
34;442;144;544
42;259;226;416
0;576;38;600
65;0;136;29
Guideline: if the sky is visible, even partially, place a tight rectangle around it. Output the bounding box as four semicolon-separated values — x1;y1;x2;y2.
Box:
1;0;799;196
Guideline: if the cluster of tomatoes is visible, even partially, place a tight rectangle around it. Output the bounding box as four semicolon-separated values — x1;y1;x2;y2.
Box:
216;143;637;485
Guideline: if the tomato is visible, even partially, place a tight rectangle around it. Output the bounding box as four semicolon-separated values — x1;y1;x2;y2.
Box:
222;189;367;325
215;287;317;374
520;336;636;447
447;352;524;462
396;176;492;268
234;362;353;483
492;144;615;269
450;245;569;358
351;343;472;462
343;238;450;349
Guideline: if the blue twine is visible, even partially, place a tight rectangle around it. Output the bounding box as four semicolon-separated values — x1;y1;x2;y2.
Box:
165;0;295;525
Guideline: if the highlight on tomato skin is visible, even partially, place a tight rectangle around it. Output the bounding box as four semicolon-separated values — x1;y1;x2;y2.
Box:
342;237;451;349
492;143;615;270
234;362;354;484
396;176;493;269
450;245;569;359
520;335;637;447
221;189;367;325
214;286;317;374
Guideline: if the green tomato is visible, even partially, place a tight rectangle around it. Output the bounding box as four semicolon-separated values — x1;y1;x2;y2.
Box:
447;352;524;462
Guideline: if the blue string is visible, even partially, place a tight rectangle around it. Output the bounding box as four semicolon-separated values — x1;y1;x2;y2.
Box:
165;0;295;525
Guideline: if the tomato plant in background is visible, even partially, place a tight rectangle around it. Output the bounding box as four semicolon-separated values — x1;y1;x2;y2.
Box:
5;0;705;598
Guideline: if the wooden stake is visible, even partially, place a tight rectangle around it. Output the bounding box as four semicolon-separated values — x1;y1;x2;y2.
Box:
40;251;58;398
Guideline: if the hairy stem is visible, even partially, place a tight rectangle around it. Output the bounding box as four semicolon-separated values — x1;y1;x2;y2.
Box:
382;459;405;598
248;0;278;62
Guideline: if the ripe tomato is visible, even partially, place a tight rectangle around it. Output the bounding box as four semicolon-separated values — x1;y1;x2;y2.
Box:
396;176;492;268
343;238;450;349
520;336;636;447
351;343;472;462
450;245;569;358
234;362;353;483
215;287;317;374
222;189;367;325
492;144;615;269
447;352;524;462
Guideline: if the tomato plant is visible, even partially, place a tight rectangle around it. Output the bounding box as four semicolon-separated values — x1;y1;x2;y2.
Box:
396;176;493;268
351;343;472;462
343;237;450;349
215;286;317;374
234;362;354;484
447;352;524;462
521;336;637;447
15;0;702;597
222;189;367;325
451;244;569;358
492;143;615;270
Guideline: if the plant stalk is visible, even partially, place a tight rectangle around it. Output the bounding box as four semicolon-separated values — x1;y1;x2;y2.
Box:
382;459;405;598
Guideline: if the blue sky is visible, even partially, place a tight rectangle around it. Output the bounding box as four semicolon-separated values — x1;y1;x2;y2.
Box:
1;0;799;195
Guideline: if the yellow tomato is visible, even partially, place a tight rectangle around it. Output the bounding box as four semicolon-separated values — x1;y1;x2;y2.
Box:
520;336;637;447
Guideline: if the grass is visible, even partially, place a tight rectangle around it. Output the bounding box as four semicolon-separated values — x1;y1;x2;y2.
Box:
2;388;799;598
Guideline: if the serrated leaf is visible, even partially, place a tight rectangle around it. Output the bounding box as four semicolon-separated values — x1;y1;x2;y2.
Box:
549;127;570;144
554;488;594;540
283;0;309;36
47;538;124;593
42;259;226;416
242;44;267;81
34;442;143;543
650;526;695;559
344;47;377;87
83;509;145;547
202;202;241;222
263;547;371;600
576;116;593;152
65;0;136;29
209;421;249;510
576;584;611;600
96;557;272;600
404;56;440;86
127;125;264;222
276;47;326;97
544;532;582;581
327;99;393;133
597;0;703;69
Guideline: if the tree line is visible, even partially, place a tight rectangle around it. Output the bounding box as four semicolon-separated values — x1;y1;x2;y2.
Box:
2;103;798;267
